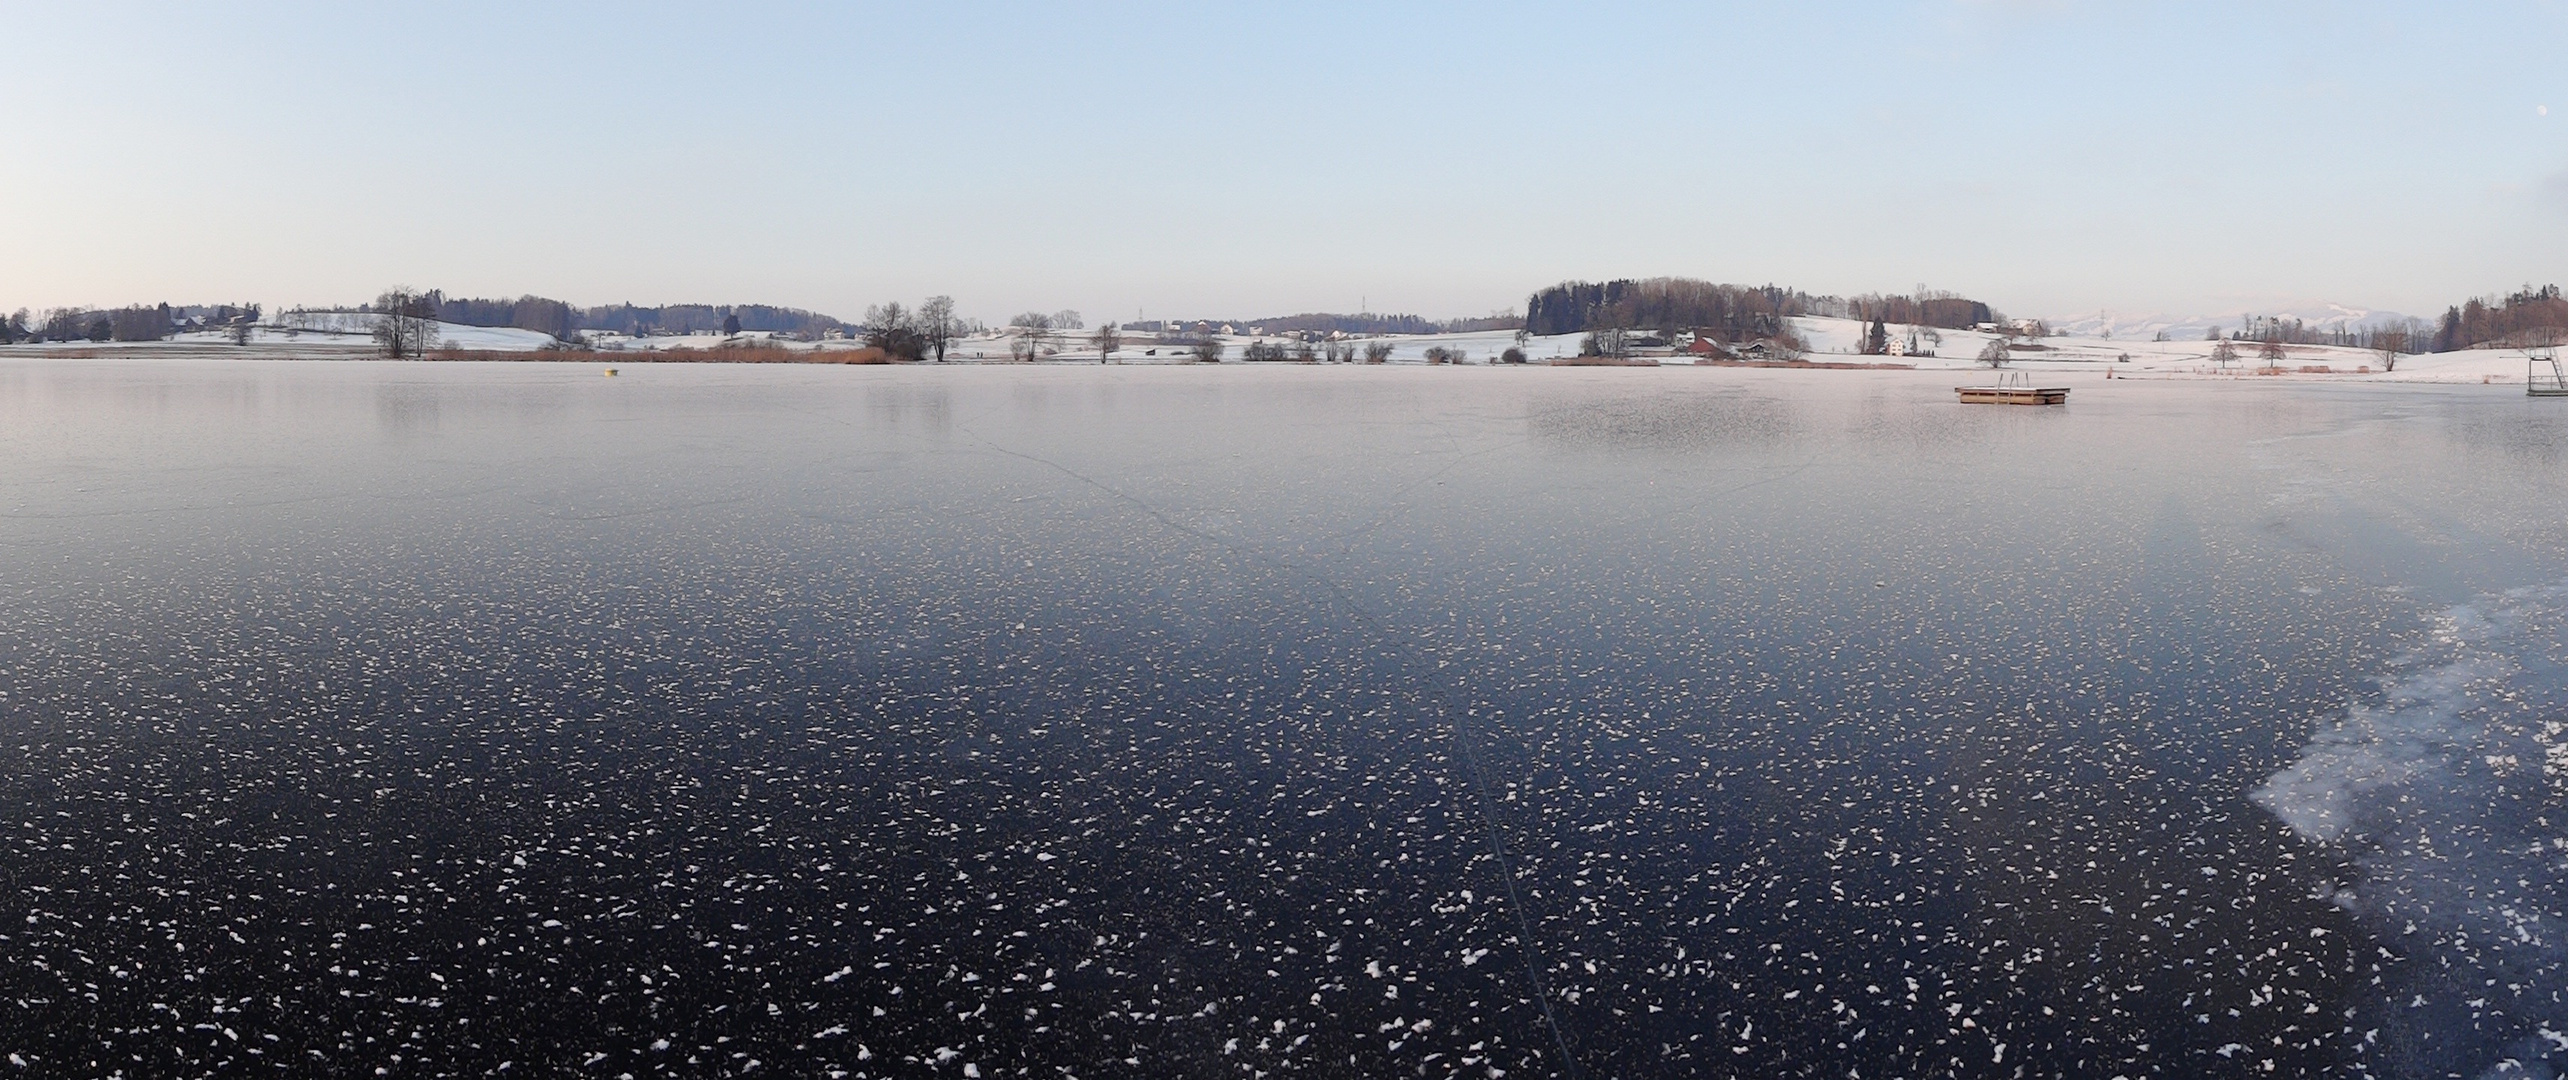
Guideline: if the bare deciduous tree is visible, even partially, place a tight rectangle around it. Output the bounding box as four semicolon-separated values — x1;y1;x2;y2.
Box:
372;286;438;358
1580;327;1629;359
1362;342;1393;364
1190;338;1223;363
1091;320;1121;364
2372;325;2409;372
2210;339;2238;370
865;301;925;360
1976;338;2011;368
918;295;960;362
1050;310;1083;331
1009;312;1056;362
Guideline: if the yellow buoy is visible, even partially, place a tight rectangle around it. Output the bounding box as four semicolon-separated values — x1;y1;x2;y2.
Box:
604;368;619;377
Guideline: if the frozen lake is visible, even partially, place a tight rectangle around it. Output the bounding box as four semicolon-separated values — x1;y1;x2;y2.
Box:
2;360;2564;1078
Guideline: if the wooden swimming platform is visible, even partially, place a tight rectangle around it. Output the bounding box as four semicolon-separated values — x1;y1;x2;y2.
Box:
1955;384;2070;405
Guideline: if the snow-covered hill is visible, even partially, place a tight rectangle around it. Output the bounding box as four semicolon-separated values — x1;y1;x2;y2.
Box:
2045;303;2410;344
252;313;561;350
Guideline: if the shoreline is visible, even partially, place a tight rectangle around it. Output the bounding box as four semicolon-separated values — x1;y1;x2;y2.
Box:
0;343;2554;386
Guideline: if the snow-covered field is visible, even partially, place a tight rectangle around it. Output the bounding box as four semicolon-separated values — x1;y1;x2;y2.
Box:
1779;315;2539;385
910;312;2547;385
984;315;2547;385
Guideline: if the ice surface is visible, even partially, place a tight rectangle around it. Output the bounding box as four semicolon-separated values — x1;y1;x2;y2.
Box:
0;360;2563;1077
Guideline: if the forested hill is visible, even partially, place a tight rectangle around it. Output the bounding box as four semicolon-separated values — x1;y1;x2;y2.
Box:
1523;279;1996;338
2425;283;2568;351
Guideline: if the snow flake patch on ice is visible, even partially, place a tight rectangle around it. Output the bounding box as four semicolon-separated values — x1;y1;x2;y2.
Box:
2251;601;2517;843
2253;578;2568;1079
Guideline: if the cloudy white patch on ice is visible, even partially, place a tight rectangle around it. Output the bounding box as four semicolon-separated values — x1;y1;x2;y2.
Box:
2254;580;2568;1079
2253;603;2518;843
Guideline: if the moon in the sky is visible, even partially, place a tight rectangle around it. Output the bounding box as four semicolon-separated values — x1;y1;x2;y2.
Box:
2543;105;2551;116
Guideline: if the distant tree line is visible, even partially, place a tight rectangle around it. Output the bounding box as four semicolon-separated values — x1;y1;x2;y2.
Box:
2230;315;2337;346
434;294;578;339
1527;279;1813;340
2205;286;2568;356
21;305;114;344
415;291;859;341
1221;313;1443;336
1527;279;2001;342
1439;313;1524;333
2195;313;2430;353
1838;290;1994;331
577;302;852;339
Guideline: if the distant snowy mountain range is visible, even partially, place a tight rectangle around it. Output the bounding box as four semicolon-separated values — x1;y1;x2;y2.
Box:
2046;303;2410;342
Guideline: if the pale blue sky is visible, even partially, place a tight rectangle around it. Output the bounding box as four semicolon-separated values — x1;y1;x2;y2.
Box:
6;1;2565;323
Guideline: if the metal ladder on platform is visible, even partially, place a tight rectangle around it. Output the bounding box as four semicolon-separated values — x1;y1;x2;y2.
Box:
2531;348;2568;397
